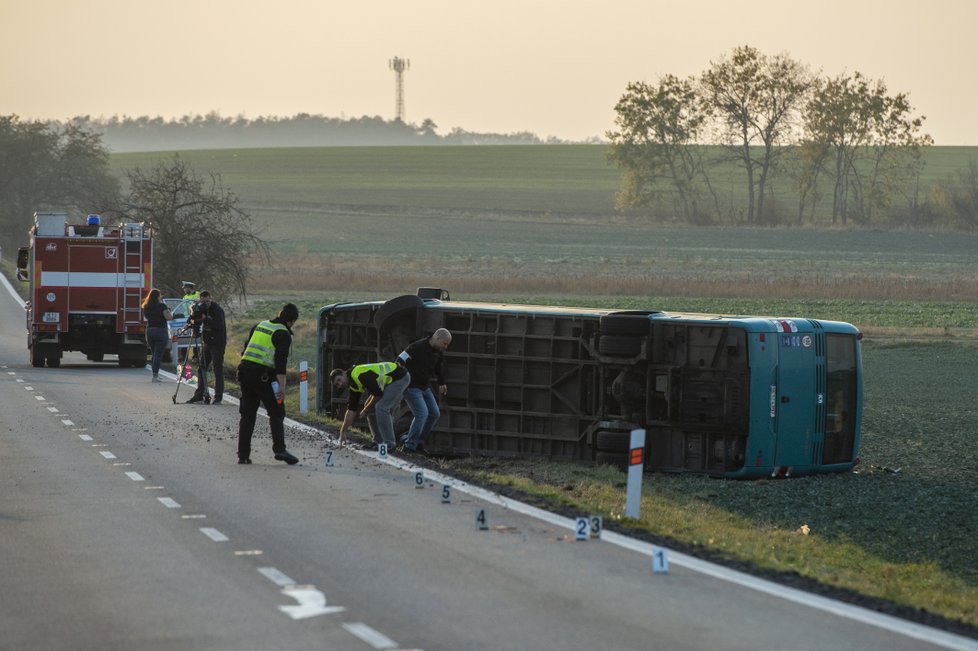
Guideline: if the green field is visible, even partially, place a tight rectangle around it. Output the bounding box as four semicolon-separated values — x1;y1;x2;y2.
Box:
101;145;978;634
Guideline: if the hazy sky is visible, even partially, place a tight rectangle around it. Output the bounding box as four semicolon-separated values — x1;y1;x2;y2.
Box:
2;0;976;144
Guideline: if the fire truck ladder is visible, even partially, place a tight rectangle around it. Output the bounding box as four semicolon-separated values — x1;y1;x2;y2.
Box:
122;224;147;326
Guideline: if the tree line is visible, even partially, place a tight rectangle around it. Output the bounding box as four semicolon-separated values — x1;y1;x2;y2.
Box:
0;115;265;303
62;114;565;153
607;45;977;229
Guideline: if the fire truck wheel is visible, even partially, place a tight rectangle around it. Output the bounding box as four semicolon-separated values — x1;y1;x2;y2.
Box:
88;352;104;363
30;348;43;367
46;357;61;368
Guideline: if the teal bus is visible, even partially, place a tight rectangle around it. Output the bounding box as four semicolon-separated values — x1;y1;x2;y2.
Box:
317;289;863;478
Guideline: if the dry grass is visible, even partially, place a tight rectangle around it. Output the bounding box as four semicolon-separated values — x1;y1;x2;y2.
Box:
252;253;978;303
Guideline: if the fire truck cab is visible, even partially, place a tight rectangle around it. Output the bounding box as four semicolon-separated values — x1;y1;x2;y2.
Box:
16;212;152;368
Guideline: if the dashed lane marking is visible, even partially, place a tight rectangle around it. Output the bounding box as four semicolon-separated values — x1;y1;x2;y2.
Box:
125;472;145;482
61;419;75;426
200;528;230;542
34;395;46;401
257;567;296;587
47;406;58;412
342;623;399;650
181;514;206;519
234;550;263;556
99;451;117;460
157;497;181;509
79;434;93;441
24;386;33;391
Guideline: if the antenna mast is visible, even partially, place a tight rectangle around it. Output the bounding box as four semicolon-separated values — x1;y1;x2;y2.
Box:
389;56;410;122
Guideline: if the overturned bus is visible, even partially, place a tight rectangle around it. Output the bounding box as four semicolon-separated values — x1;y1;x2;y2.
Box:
317;289;863;478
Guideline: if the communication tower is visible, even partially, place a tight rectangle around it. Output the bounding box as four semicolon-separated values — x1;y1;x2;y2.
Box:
389;56;410;122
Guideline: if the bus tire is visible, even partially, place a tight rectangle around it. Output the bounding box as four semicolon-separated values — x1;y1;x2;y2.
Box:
595;451;628;470
598;335;642;356
47;357;61;368
374;295;424;332
599;314;652;337
595;430;631;452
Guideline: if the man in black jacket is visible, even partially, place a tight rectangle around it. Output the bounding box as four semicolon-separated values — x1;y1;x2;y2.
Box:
186;291;227;404
236;303;300;465
397;328;451;453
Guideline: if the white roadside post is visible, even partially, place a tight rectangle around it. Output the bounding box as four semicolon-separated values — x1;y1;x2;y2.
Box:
624;428;646;519
299;361;309;414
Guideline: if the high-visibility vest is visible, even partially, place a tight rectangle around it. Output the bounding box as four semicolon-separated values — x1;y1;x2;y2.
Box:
241;321;287;368
350;362;398;393
183;291;201;301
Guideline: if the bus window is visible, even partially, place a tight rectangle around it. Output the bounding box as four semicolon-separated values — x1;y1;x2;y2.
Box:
824;334;858;464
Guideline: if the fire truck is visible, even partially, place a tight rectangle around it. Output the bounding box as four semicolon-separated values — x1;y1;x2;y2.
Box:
15;212;152;368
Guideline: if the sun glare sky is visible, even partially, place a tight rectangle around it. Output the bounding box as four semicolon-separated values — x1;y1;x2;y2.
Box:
2;0;976;144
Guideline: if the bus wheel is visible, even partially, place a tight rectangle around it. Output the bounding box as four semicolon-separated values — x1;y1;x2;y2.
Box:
598;335;641;356
47;357;61;368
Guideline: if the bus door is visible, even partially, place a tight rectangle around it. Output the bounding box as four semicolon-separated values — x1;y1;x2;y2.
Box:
773;320;818;472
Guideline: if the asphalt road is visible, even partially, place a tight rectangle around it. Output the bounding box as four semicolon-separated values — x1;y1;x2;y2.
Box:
1;278;974;651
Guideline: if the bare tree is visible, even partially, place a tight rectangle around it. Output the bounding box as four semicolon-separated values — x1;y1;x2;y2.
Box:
114;155;270;305
804;72;931;224
701;46;814;225
607;75;714;223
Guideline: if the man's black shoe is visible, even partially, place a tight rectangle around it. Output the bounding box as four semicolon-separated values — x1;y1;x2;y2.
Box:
274;450;299;465
238;457;252;464
185;395;204;404
211;399;222;405
415;444;428;455
362;443;379;451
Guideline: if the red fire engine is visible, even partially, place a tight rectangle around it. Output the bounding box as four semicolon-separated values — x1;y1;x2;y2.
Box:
15;212;153;368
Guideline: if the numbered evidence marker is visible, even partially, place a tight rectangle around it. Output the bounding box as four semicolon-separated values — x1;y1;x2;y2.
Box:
589;515;603;539
378;443;388;459
651;547;670;574
575;517;589;541
414;471;425;489
324;449;334;467
476;508;489;530
441;484;452;504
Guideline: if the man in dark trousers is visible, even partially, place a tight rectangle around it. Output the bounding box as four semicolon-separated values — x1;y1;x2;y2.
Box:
329;361;409;449
186;291;226;404
236;303;300;465
397;328;451;453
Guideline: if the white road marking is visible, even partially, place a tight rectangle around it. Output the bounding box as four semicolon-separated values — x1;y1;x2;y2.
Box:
7;371;15;375
157;497;181;509
47;406;58;412
181;514;206;519
112;462;131;466
279;587;345;619
125;472;145;482
91;444;107;447
16;378;24;382
34;395;45;401
99;451;117;459
143;486;165;490
61;419;75;426
24;386;33;391
200;527;229;542
234;550;263;556
78;434;93;441
342;623;398;650
257;567;296;587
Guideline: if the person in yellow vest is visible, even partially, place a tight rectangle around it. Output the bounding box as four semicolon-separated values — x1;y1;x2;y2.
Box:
181;281;201;302
329;361;410;450
235;303;300;465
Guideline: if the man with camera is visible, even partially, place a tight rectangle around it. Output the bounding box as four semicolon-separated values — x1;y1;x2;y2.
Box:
186;291;226;405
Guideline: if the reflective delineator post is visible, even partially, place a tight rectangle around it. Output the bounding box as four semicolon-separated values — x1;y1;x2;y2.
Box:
625;428;646;519
299;361;308;414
